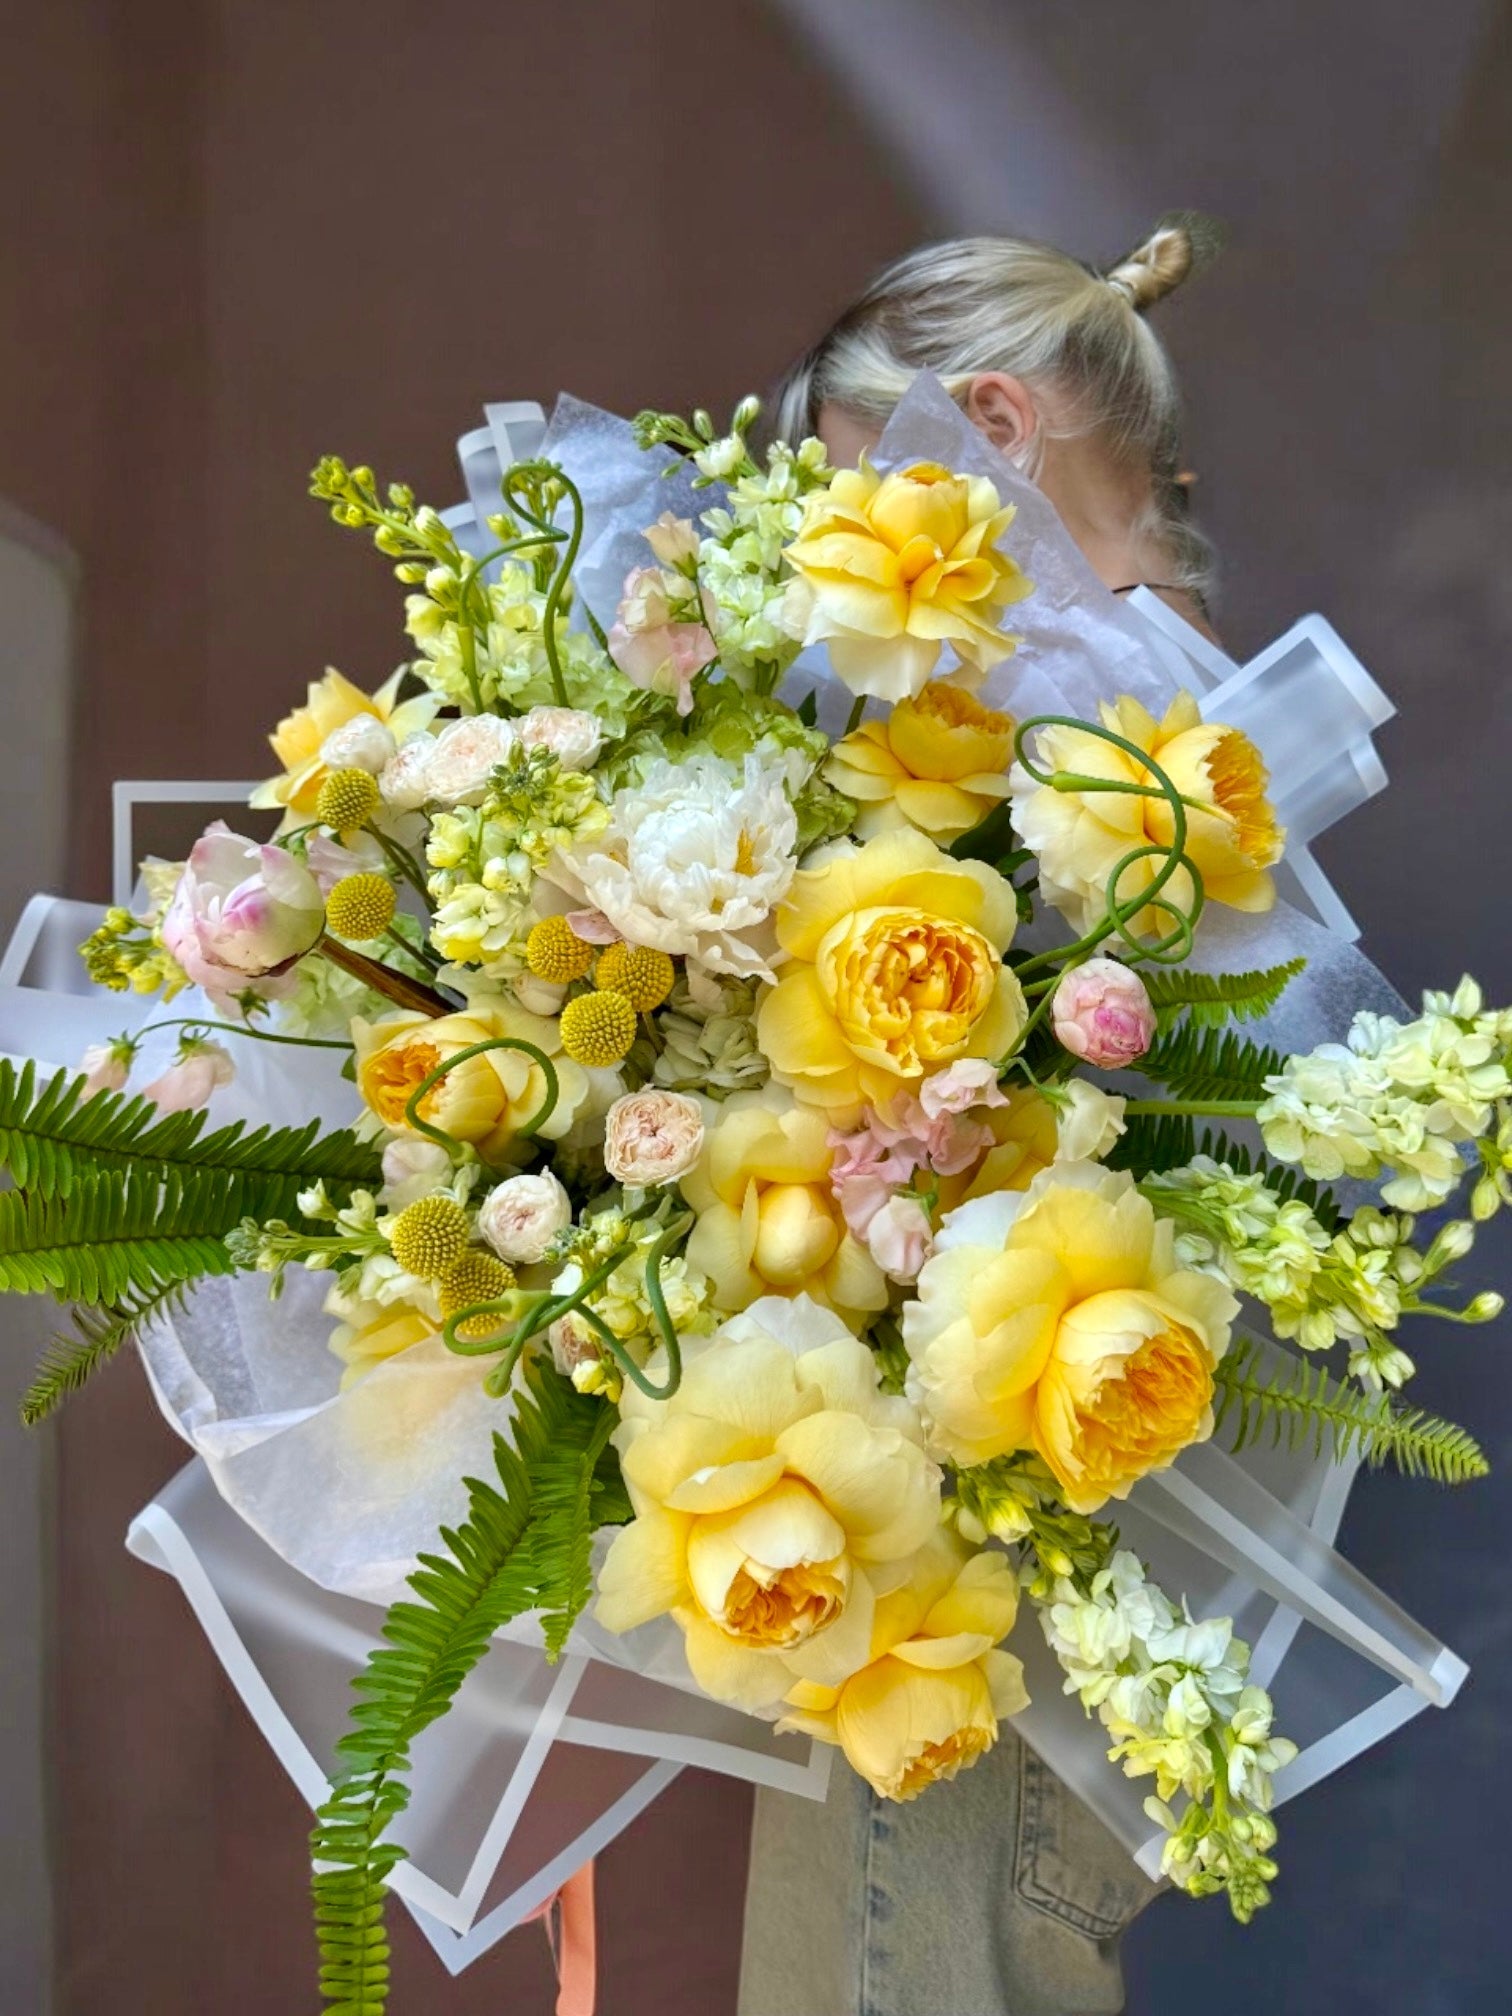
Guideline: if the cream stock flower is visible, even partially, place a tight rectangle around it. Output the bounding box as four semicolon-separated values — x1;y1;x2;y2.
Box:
354;997;590;1158
903;1162;1237;1511
545;754;796;981
758;828;1025;1120
595;1295;941;1709
252;668;439;829
682;1093;889;1325
1009;693;1284;938
779;1528;1027;1800
824;681;1016;842
784;459;1032;702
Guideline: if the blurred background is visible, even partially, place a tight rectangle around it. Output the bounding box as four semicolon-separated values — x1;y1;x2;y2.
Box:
1;1;1508;2010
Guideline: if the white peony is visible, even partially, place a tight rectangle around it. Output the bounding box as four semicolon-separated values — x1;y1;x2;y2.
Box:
380;733;441;810
544;753;797;980
478;1170;572;1263
319;714;398;775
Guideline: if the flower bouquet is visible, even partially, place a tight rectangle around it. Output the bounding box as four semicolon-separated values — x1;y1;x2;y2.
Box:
5;378;1506;2011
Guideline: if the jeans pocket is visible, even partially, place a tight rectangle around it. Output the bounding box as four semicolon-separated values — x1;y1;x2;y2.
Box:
1013;1746;1155;1942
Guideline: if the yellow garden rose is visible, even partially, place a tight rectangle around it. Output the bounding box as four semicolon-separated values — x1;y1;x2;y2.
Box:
682;1093;888;1325
596;1296;941;1710
353;996;592;1159
824;681;1016;842
903;1162;1237;1511
1009;692;1284;939
784;459;1033;701
758;828;1026;1120
326;1289;438;1389
779;1528;1028;1800
252;667;439;829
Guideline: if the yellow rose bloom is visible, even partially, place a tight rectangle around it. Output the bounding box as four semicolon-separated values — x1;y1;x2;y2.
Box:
596;1296;941;1710
758;828;1026;1121
353;997;591;1158
1009;691;1284;939
327;1292;439;1390
824;681;1016;843
779;1528;1028;1800
903;1162;1237;1511
682;1093;889;1325
251;667;439;829
784;459;1033;702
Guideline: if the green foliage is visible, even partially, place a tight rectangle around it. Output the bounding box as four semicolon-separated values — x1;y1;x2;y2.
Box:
1137;1020;1283;1104
0;1165;282;1302
1143;958;1305;1029
1107;1109;1198;1179
19;1281;189;1425
311;1362;627;2015
1214;1337;1489;1484
0;1058;380;1203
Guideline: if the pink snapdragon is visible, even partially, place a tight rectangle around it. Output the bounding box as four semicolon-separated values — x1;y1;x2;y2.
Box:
1051;957;1158;1068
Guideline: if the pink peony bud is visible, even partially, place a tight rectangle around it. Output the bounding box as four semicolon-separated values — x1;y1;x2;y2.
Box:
1051;958;1157;1068
160;822;325;1011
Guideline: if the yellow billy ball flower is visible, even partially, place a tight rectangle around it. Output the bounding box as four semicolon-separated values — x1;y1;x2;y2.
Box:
389;1194;471;1278
439;1250;517;1339
325;872;397;942
595;940;676;1012
316;766;382;833
525;914;595;984
559;988;637;1067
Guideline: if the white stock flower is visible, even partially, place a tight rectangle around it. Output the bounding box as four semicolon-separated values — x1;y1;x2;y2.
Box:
545;754;797;980
379;1137;456;1210
478;1170;572;1263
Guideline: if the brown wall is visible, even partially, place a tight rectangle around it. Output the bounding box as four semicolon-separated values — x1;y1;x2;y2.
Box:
0;3;924;2010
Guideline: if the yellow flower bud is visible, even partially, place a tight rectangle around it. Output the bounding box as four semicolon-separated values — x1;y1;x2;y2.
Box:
325;872;397;942
559;988;637;1067
525;914;595;984
389;1195;471;1278
593;940;676;1013
316;766;382;833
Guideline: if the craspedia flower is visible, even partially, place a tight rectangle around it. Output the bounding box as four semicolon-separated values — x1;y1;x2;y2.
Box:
595;940;676;1012
526;914;595;984
440;1249;517;1339
389;1194;471;1278
559;988;637;1067
315;766;382;834
325;872;397;942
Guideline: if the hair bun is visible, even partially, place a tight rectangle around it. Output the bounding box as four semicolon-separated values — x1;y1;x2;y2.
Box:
1104;211;1223;310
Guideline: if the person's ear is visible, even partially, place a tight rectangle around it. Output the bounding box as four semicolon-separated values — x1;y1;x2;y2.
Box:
964;373;1039;457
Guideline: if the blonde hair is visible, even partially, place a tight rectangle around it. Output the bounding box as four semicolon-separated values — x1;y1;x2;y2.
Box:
771;216;1218;599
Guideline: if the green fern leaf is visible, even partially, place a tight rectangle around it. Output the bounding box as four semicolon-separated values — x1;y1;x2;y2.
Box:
0;1164;281;1302
1107;1109;1198;1178
1214;1337;1489;1483
310;1362;623;2015
1137;1021;1283;1104
19;1280;190;1425
0;1057;380;1202
1144;958;1306;1029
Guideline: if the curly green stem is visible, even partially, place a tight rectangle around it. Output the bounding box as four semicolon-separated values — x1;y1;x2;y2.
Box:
401;1037;560;1165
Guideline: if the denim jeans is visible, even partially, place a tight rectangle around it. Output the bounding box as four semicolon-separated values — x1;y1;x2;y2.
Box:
738;1728;1157;2016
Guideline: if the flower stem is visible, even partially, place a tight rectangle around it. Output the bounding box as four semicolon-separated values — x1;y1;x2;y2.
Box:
1122;1098;1261;1118
317;934;452;1016
141;1017;353;1052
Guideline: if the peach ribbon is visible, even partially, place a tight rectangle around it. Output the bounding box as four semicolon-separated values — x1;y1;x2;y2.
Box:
525;1859;597;2016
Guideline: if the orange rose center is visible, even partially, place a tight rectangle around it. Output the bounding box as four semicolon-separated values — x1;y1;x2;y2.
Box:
368;1040;443;1126
1204;730;1282;866
897;1722;995;1799
822;906;998;1077
723;1557;847;1650
1070;1320;1214;1496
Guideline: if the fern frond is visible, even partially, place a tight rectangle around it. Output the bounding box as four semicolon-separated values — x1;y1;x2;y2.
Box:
1144;958;1305;1029
19;1280;190;1425
1214;1337;1489;1484
1108;1109;1197;1178
310;1362;625;2015
0;1164;275;1301
1138;1021;1283;1104
0;1057;379;1202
